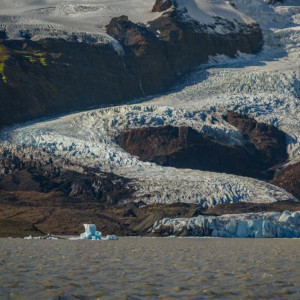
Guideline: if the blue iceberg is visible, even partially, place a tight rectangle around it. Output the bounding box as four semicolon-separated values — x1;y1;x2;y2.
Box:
70;224;119;240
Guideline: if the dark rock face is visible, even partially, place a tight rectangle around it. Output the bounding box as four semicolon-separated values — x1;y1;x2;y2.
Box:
0;30;7;40
0;4;263;127
265;0;284;4
203;201;300;216
270;162;300;199
225;112;288;171
0;39;151;127
106;16;175;95
117;114;287;179
152;0;174;12
108;9;263;78
106;16;162;56
148;10;263;74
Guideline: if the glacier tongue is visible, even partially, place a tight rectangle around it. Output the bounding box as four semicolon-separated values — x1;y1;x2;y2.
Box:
151;211;300;238
0;105;296;207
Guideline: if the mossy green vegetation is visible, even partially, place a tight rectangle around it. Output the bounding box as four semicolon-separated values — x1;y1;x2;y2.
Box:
24;51;47;66
24;55;36;63
0;45;48;84
0;44;9;83
39;57;47;66
15;47;48;65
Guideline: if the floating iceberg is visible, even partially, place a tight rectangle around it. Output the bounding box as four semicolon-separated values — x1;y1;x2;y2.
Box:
24;233;59;240
151;211;300;238
70;224;119;240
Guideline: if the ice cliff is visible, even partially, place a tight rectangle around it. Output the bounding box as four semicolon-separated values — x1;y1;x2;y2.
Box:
151;211;300;238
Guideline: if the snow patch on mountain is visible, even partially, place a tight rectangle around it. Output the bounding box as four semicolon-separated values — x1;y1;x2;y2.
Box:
176;0;255;26
0;0;258;45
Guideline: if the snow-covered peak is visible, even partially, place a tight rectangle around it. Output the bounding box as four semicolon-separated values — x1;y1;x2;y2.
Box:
176;0;256;25
0;0;162;42
0;0;257;42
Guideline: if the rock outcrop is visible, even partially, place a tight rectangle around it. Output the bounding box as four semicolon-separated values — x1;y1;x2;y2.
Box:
117;114;287;179
270;161;300;199
152;0;174;12
203;201;300;215
225;112;288;174
0;39;150;127
264;0;284;4
148;10;262;74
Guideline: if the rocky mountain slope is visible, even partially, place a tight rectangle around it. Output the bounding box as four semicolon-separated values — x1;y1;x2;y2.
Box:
0;0;262;126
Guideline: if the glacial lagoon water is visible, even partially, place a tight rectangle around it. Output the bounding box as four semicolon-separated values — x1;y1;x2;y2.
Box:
0;238;299;299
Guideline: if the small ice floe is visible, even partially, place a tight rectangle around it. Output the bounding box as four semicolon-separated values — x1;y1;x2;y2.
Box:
69;224;119;241
24;233;59;240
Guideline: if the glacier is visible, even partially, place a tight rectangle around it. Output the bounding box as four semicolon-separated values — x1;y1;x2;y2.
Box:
0;106;296;207
151;210;300;238
0;0;300;208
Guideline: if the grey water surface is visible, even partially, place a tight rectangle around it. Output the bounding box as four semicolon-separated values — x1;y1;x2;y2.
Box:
0;238;299;299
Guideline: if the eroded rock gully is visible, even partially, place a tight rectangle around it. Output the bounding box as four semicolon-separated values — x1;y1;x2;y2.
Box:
270;161;300;200
152;0;174;12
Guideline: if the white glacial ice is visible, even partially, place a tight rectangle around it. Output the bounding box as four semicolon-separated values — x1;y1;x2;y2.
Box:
151;210;300;238
0;106;296;207
176;0;256;26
